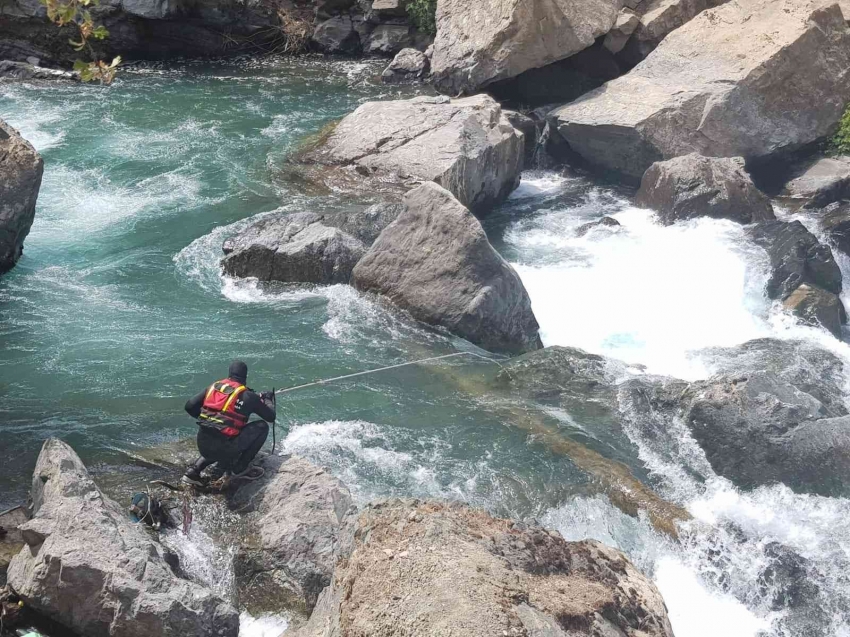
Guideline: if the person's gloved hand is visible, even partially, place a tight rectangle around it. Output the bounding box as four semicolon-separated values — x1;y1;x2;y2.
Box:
260;390;274;402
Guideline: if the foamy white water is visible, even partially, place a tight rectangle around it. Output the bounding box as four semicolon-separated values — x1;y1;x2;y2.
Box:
239;611;289;637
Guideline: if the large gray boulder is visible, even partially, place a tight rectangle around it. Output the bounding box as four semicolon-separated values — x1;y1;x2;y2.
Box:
636;154;775;225
352;182;542;354
621;339;850;496
294;499;675;637
429;0;623;95
298;95;523;213
8;439;239;637
550;0;850;179
229;454;356;614
0;119;42;274
221;204;401;285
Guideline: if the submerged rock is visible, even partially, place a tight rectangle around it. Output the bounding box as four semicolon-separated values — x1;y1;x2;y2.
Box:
636;154;775;225
221;204;401;285
782;155;850;209
295;499;675;637
429;0;622;95
575;215;621;236
352;182;542;354
381;48;429;83
550;0;850;178
298;94;523;213
230;454;356;614
8;439;239;637
0;119;42;274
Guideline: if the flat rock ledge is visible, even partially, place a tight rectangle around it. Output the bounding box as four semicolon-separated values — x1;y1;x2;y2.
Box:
296;94;524;214
8;439;239;637
294;499;675;637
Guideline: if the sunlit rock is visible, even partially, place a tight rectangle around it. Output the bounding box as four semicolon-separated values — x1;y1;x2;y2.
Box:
293;499;675;637
8;439;239;637
551;0;850;178
352;182;542;354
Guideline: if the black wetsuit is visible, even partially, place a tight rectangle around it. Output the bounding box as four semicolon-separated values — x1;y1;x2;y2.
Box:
185;378;276;475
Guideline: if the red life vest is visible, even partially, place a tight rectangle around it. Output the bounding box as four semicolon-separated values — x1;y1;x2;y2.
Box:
198;378;248;437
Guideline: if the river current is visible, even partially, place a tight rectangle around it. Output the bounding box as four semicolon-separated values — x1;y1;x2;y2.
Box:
1;58;849;637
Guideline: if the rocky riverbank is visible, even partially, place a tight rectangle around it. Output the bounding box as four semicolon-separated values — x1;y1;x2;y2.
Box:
1;439;676;637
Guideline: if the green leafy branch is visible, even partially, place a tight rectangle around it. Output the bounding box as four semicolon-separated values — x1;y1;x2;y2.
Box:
40;0;121;84
406;0;438;36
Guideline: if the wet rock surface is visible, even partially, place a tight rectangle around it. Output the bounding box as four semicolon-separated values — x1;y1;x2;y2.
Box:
550;0;850;178
294;499;675;637
782;283;845;338
636;154;775;225
8;439;239;637
298;94;524;213
221;203;401;285
230;454;356;615
352;182;542;354
745;219;846;332
429;0;622;95
622;339;850;496
0;119;42;274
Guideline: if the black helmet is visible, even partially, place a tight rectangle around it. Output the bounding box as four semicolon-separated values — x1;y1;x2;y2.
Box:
228;360;248;383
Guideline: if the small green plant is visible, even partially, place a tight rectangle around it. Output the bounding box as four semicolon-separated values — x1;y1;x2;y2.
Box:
406;0;438;36
829;104;850;155
41;0;121;84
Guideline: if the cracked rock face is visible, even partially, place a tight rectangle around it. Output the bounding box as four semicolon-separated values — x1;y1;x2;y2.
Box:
293;499;674;637
297;94;524;213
